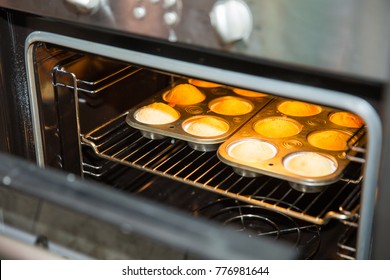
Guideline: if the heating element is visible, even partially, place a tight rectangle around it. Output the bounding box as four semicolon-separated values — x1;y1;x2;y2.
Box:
194;198;321;259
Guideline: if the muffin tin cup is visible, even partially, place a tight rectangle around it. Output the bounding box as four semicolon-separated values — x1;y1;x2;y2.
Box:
289;182;329;193
232;167;262;178
217;98;364;192
126;80;273;151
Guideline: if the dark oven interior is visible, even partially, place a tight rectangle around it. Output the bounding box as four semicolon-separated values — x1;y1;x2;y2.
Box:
25;41;372;260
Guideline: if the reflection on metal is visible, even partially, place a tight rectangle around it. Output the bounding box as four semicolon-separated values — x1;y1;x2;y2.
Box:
2;0;389;79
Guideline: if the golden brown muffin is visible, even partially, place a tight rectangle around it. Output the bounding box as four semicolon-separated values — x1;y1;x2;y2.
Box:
209;97;253;116
283;152;337;177
307;130;351;151
228;139;277;162
278;100;322;117
188;79;221;88
253;117;302;138
183;116;229;137
329;112;364;128
135;102;180;125
233;88;268;98
163;84;206;105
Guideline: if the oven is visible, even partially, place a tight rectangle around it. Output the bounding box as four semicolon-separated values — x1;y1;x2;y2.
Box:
0;0;389;260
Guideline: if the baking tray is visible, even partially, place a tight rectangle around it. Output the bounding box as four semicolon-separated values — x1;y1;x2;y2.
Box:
217;98;365;192
126;80;273;151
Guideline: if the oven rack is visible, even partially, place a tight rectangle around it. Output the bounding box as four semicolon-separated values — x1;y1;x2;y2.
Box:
81;153;321;259
337;223;358;260
52;55;140;95
81;112;363;225
345;125;367;164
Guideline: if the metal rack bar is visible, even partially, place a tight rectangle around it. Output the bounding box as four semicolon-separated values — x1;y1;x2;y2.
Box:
337;225;358;260
52;57;141;95
82;113;363;225
345;126;367;164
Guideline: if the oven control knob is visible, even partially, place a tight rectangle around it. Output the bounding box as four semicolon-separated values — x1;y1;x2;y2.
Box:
64;0;100;14
163;0;177;8
164;11;179;26
133;6;147;19
210;0;253;44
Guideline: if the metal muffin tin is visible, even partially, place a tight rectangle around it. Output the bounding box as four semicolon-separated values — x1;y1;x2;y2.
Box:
126;80;273;151
217;98;364;192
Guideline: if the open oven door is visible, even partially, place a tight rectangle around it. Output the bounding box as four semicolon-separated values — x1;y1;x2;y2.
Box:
0;152;297;259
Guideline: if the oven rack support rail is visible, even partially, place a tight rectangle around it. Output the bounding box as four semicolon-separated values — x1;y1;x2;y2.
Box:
52;55;141;95
337;223;358;260
81;112;362;226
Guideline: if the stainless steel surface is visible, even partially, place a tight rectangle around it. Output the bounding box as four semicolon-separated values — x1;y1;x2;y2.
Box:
1;0;389;80
82;112;362;225
217;98;364;188
126;80;272;150
65;0;101;14
372;47;390;259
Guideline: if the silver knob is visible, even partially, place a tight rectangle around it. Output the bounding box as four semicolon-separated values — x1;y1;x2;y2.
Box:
164;11;179;26
210;0;253;44
163;0;177;9
65;0;101;14
133;6;147;19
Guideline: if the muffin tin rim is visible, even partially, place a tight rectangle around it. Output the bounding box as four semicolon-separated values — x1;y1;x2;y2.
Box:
217;97;364;188
126;80;273;147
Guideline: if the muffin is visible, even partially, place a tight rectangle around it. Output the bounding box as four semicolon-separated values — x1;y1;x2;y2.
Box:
228;139;277;162
163;84;206;105
278;100;322;117
253;117;302;138
308;130;351;151
233;88;268;98
283;152;337;177
188;79;221;88
183;116;229;137
209;97;253;116
135;102;180;125
329;112;364;128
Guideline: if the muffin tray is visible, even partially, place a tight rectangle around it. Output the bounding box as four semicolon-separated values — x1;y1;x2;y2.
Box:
126;80;273;151
217;98;365;192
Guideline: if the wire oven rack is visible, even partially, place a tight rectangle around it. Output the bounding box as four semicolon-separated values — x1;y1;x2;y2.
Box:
81;112;362;225
337;223;358;260
52;55;141;95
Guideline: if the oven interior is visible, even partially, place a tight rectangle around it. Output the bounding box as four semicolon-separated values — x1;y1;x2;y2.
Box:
20;40;371;260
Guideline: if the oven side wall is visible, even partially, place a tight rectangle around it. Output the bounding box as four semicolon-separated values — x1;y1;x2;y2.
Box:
0;9;36;161
372;51;390;260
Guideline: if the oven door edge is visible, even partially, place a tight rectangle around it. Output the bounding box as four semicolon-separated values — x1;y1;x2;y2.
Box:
25;31;382;259
0;151;298;260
